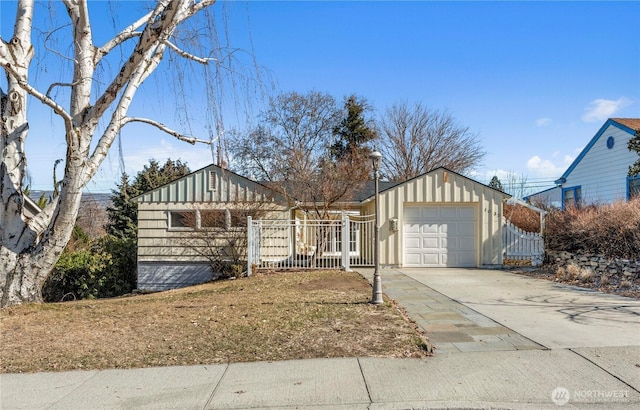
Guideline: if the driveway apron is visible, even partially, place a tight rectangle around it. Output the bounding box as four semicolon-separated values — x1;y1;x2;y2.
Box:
388;267;640;350
360;267;544;353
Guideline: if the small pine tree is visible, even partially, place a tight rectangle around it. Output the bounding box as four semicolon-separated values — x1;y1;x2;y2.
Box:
99;159;191;296
489;175;504;192
105;173;139;239
105;159;191;239
331;95;377;160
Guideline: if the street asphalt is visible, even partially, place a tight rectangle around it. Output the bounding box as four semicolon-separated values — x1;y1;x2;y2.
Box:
1;267;639;409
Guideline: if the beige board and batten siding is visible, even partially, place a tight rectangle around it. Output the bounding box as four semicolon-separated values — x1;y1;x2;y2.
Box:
363;168;507;267
136;165;288;290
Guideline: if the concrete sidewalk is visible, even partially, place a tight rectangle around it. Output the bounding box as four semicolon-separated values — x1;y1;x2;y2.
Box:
2;349;639;409
2;267;640;409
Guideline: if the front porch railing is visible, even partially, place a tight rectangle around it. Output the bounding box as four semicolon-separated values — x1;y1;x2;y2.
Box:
247;215;375;275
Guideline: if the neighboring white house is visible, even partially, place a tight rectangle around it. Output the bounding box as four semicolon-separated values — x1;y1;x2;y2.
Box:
136;165;509;291
526;118;640;209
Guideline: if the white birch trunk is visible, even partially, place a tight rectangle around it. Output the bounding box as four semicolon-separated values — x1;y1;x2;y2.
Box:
1;0;217;307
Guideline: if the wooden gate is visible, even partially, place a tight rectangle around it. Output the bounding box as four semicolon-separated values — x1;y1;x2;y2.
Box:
503;220;544;266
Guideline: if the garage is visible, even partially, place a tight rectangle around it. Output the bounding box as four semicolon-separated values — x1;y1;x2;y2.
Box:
403;205;477;268
361;167;506;267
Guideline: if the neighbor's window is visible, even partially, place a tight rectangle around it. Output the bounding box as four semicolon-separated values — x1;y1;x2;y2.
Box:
200;210;227;228
169;211;196;229
562;186;581;209
629;176;640;200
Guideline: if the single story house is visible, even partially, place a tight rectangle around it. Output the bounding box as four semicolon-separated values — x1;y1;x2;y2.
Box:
136;165;509;291
526;118;640;209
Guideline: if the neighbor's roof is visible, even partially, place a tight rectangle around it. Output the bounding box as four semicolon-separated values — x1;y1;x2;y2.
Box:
611;118;640;131
351;180;404;202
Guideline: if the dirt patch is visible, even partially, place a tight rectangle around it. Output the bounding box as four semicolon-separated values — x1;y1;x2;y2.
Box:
0;270;431;373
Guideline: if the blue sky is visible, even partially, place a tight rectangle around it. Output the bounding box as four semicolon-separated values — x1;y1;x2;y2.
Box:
2;1;639;194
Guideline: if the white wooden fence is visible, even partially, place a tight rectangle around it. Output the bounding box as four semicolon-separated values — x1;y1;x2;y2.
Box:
247;215;375;275
503;220;544;266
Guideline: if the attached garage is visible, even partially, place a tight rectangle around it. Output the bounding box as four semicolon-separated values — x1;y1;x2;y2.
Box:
403;205;477;267
362;167;508;268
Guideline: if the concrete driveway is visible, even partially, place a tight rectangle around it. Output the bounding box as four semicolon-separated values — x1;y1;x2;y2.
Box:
395;268;640;349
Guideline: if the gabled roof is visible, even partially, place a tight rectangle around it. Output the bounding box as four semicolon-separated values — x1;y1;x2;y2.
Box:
137;163;508;205
135;163;281;202
555;118;639;184
522;185;560;202
23;194;42;219
359;166;510;202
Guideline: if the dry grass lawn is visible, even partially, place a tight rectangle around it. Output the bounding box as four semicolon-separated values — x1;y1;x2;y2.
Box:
0;270;430;373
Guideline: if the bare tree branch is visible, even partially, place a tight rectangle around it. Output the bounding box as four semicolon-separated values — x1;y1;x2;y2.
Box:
95;13;150;62
1;58;72;122
165;40;217;64
45;82;78;98
43;23;75;63
87;1;181;122
124;117;213;145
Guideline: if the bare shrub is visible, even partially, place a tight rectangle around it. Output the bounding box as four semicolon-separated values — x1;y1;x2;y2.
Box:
620;280;633;289
555;266;567;280
565;264;581;280
600;275;610;286
545;199;640;259
578;268;594;283
504;203;541;233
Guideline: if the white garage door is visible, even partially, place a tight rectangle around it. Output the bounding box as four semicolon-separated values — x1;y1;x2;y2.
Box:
403;205;477;267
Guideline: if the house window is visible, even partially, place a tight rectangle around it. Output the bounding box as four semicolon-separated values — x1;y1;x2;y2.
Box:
562;186;581;209
199;209;252;229
200;210;227;228
606;136;615;149
628;176;640;200
168;209;255;231
169;211;196;229
324;223;360;257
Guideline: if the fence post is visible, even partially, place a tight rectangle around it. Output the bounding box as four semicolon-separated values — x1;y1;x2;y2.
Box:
342;216;351;271
247;216;253;276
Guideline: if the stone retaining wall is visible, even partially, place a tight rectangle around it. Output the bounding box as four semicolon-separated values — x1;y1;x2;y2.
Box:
547;250;639;278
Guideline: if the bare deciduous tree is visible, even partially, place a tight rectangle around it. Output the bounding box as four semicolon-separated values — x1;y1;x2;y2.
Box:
378;102;485;180
501;171;537;200
0;0;238;307
230;91;372;220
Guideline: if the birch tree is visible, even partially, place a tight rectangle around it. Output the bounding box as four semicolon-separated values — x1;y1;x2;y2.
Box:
0;0;231;307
